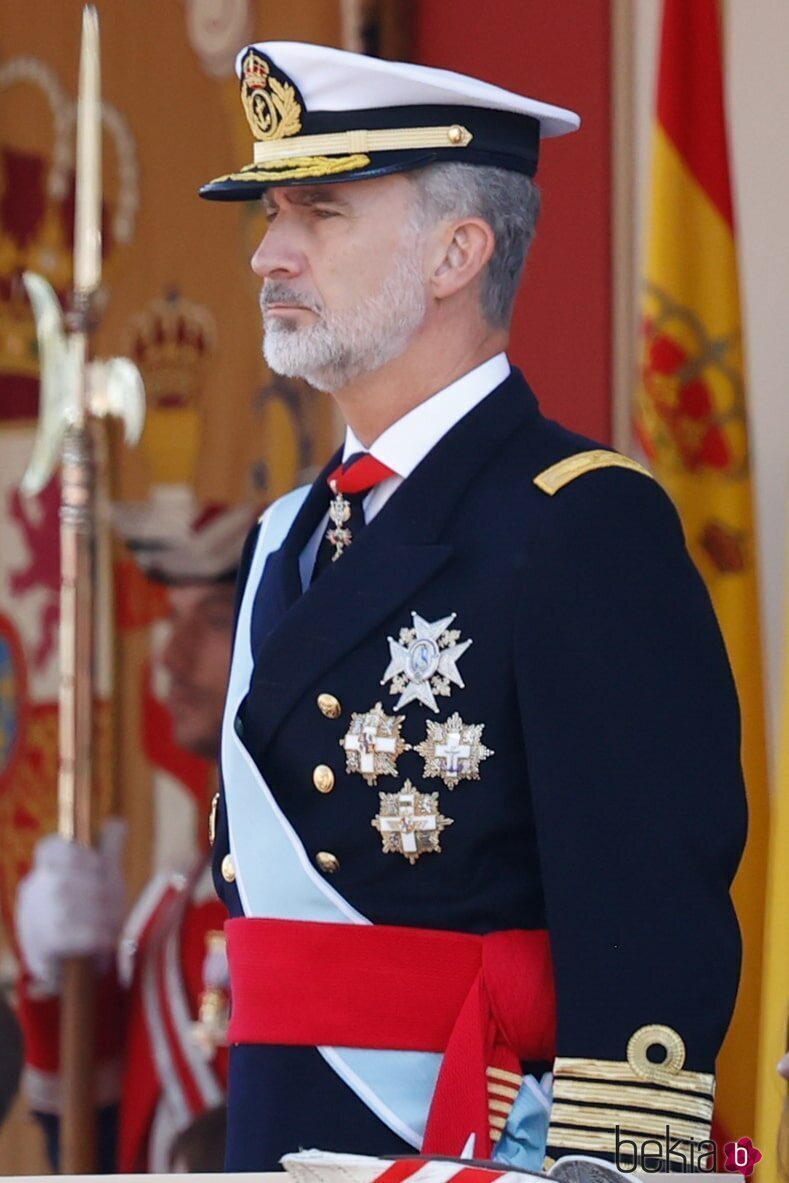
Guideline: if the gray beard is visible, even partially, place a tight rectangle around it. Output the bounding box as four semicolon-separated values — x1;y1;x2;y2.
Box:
260;240;427;392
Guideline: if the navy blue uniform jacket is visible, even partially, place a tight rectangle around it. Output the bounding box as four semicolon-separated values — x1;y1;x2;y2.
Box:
213;368;746;1171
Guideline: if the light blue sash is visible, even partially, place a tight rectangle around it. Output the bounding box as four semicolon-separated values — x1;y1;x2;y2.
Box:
221;489;441;1149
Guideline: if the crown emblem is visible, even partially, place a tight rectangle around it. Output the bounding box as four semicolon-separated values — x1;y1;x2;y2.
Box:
122;292;217;486
0;57;139;386
239;48;303;142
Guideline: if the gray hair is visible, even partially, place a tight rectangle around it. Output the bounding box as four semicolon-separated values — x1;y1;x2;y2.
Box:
406;163;541;328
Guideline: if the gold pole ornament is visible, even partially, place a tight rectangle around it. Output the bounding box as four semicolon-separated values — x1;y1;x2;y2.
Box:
20;7;144;1173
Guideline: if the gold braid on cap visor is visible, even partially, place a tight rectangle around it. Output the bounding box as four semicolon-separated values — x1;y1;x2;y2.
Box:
252;123;473;161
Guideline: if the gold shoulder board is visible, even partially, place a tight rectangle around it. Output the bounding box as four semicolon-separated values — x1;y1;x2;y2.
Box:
534;449;654;496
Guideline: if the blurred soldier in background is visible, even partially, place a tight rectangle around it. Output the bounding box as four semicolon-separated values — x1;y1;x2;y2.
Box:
14;503;253;1172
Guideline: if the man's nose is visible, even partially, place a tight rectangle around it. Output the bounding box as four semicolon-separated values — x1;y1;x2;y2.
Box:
250;223;305;280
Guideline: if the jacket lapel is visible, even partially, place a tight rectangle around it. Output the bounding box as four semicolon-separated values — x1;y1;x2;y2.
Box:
247;368;539;749
251;449;341;649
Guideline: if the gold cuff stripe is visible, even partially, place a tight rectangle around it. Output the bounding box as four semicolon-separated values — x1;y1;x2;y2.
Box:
253;124;473;164
210;154;371;186
488;1098;515;1117
550;1103;708;1142
486;1066;523;1087
547;1126;686;1157
487;1082;520;1101
553;1078;713;1122
553;1056;715;1095
534;450;654;495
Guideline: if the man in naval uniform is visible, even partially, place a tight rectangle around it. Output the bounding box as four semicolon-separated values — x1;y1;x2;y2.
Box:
199;43;747;1174
15;504;252;1172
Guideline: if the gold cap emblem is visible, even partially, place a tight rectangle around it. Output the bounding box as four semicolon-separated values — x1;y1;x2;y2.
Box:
240;48;303;143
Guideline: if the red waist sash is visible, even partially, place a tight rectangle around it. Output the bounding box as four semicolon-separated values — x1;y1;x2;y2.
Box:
226;917;556;1159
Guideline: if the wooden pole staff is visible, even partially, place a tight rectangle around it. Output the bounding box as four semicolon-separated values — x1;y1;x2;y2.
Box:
58;8;101;1171
20;6;145;1171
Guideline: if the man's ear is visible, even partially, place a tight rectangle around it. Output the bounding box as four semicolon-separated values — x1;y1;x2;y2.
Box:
429;218;495;302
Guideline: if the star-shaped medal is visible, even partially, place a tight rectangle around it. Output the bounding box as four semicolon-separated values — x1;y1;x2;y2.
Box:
371;781;453;864
415;712;494;788
381;612;472;713
340;702;410;786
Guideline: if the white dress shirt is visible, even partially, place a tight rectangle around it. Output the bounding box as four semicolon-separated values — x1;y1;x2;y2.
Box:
299;352;511;588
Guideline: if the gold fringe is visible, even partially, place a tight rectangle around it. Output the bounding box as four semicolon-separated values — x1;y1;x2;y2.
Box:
488;1098;514;1117
486;1066;523;1087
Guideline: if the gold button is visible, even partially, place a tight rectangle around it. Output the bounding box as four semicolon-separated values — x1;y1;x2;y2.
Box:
313;764;335;794
447;123;465;144
315;851;340;874
317;693;342;719
221;854;236;883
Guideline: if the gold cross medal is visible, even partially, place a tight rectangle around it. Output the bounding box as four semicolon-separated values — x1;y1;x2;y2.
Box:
326;485;352;561
416;712;494;789
381;612;472;712
340;702;409;786
372;781;453;863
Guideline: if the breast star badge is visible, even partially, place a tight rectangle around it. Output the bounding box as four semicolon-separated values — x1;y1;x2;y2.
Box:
415;712;493;788
340;702;410;786
371;781;453;864
381;612;472;712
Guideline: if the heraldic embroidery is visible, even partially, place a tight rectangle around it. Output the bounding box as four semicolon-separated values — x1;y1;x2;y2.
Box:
381;611;472;712
372;781;453;864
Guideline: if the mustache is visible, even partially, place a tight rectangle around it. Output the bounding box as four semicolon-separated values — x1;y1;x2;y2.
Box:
260;283;324;315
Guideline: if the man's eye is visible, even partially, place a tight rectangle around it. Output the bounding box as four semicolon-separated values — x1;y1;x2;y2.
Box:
264;209;278;222
313;207;338;219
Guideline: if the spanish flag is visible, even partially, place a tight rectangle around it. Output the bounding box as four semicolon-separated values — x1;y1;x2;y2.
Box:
755;557;789;1181
634;0;770;1145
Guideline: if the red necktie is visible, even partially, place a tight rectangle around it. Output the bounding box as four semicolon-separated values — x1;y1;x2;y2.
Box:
327;452;396;495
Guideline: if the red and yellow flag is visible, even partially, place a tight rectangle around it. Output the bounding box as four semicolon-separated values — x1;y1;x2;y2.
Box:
634;0;770;1145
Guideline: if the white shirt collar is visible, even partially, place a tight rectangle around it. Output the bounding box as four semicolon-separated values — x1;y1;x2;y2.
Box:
341;352;511;477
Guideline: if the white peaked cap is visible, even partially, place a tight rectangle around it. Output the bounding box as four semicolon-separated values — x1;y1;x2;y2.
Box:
201;41;580;200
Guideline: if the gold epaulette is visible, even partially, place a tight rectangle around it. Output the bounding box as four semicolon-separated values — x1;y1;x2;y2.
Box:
547;1025;715;1169
534;449;653;496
